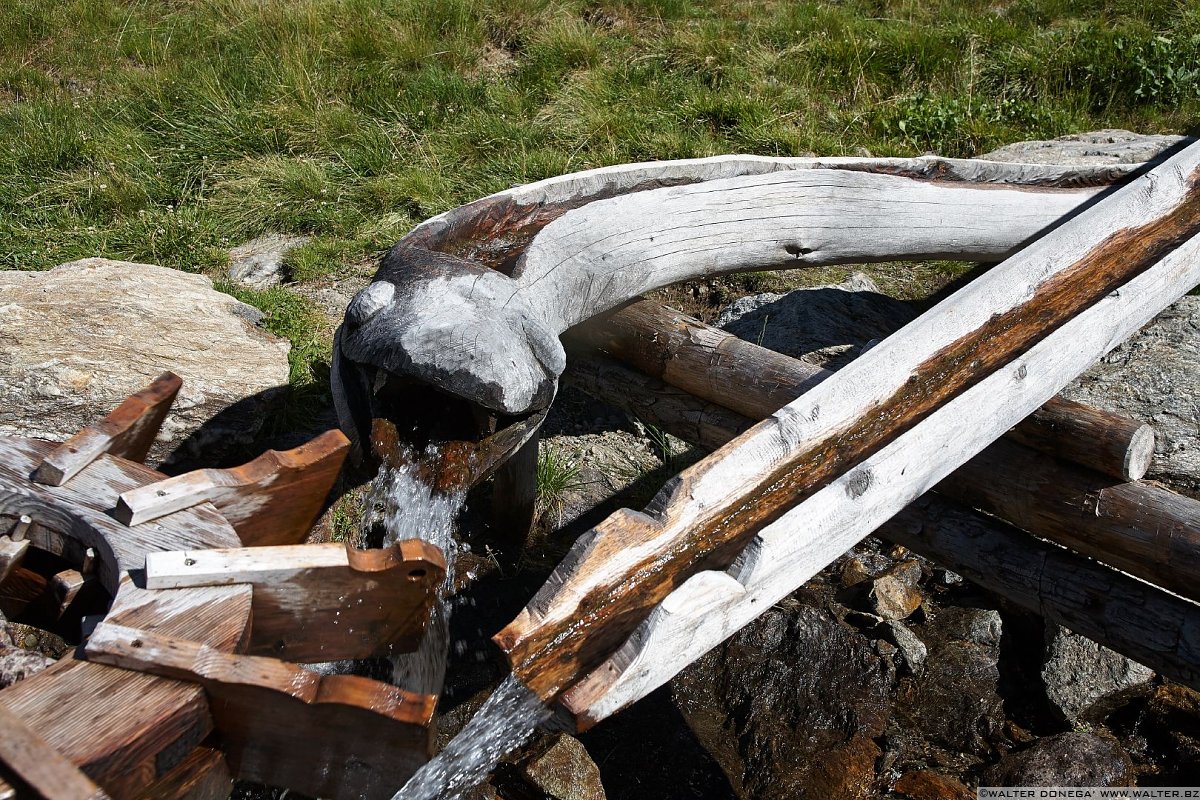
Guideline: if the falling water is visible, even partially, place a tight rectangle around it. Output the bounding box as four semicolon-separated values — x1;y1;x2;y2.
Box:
364;448;552;799
362;449;466;695
393;674;551;800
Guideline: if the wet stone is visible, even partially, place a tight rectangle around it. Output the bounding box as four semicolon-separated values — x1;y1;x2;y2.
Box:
870;564;924;621
897;639;1003;757
1041;624;1154;722
515;733;607;800
981;731;1134;787
884;620;928;675
893;770;973;800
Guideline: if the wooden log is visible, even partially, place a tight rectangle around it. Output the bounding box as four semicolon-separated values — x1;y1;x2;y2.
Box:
114;429;350;546
1004;396;1156;481
878;495;1200;689
936;438;1200;601
0;702;112;800
572;299;1156;480
493;140;1200;702
33;373;182;487
144;540;447;661
85;622;436;800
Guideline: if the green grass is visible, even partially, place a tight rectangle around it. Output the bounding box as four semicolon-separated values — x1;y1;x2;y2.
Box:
536;445;586;522
2;0;1197;350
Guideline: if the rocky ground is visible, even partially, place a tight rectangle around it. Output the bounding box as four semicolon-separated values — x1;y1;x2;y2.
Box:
2;131;1199;799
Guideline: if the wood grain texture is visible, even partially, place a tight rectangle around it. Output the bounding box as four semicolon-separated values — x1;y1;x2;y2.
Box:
573;299;1155;480
33;373;182;487
145;540;446;661
0;702;112;800
130;746;230;800
497;142;1200;703
114;429;350;546
491;431;540;550
86;623;436;800
937;439;1200;601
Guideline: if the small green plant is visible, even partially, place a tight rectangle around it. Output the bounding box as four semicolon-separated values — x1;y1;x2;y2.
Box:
644;423;679;473
536;446;586;523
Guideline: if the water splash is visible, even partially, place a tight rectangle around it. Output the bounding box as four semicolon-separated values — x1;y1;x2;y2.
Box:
361;452;466;696
393;675;551;800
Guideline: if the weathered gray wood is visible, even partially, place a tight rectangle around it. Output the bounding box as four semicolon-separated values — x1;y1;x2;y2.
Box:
494;141;1200;703
492;431;540;549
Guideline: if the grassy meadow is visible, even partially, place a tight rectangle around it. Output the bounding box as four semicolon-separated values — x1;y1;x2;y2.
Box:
2;0;1198;388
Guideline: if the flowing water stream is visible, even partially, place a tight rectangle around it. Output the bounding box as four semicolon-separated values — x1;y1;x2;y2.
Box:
365;449;551;798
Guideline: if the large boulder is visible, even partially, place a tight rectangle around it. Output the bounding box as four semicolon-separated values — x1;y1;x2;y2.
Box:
1040;624;1154;723
0;258;291;466
981;731;1134;787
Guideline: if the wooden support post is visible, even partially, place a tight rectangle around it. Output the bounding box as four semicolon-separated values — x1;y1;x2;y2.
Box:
33;373;182;487
495;141;1200;703
144;539;447;661
572;299;1156;480
492;430;540;549
85;623;436;800
0;539;29;587
0;702;112;800
114;429;350;546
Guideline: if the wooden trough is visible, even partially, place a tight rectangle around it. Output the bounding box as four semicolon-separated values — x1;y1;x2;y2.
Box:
0;374;446;799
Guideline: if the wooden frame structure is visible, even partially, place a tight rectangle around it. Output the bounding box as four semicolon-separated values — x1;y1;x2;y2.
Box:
0;376;446;799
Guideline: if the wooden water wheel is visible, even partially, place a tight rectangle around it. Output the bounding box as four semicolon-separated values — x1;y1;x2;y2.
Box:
0;373;446;800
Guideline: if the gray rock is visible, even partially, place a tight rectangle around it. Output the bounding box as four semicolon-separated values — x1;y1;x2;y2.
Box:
0;642;55;689
982;129;1186;166
937;607;1003;649
0;258;292;466
1041;624;1154;722
884;620;928;674
517;733;607;800
982;731;1134;787
897;638;1003;756
228;233;310;289
715;272;915;369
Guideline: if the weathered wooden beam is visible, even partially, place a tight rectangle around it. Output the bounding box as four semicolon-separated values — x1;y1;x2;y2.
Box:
33;372;181;487
0;701;112;800
85;622;436;800
492;430;541;549
572;299;1156;480
937;438;1200;601
0;538;28;587
561;493;1200;726
493;141;1200;703
145;540;447;661
129;746;230;800
114;429;350;546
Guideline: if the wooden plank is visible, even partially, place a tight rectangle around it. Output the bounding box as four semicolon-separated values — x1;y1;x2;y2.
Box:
145;540;446;661
86;623;436;800
572;298;1157;480
114;430;350;547
33;373;181;487
494;141;1200;703
492;431;540;550
0;702;111;800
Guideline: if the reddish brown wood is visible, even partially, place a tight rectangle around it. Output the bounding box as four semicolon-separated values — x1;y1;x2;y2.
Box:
573;299;1156;481
130;746;230;800
33;373;182;487
114;430;350;546
496;175;1200;701
86;622;436;800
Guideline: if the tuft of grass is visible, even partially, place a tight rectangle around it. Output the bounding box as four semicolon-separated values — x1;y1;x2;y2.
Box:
536;446;586;523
